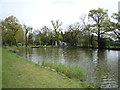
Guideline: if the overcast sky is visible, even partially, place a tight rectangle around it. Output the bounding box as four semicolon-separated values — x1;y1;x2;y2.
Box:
0;0;120;29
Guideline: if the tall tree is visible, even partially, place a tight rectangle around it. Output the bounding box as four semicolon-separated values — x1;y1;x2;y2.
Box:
33;30;41;45
80;15;93;47
88;8;110;48
1;16;22;46
28;33;34;45
23;24;32;47
51;20;62;45
112;12;120;41
63;22;81;46
40;26;52;45
1;20;7;45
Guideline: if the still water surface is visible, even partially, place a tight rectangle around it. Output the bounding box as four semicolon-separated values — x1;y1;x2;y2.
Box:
16;47;119;88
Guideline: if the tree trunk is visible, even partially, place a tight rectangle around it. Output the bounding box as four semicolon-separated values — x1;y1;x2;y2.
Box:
91;34;94;48
25;33;28;47
98;25;101;49
13;34;18;47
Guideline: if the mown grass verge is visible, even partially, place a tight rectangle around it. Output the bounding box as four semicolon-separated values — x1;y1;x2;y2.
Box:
2;48;99;88
0;47;2;89
42;61;85;81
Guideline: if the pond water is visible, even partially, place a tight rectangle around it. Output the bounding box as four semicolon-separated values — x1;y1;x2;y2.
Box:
16;47;120;88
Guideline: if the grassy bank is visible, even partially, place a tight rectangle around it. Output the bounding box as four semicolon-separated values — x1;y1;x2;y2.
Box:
0;47;2;89
2;48;98;88
42;61;85;81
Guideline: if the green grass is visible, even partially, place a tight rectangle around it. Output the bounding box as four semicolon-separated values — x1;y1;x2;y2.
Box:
108;46;120;48
0;47;2;89
42;61;85;81
2;48;98;88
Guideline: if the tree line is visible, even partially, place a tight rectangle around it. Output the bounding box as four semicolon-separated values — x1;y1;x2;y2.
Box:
1;8;120;48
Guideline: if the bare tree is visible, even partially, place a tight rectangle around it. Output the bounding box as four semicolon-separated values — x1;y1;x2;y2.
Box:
23;24;32;47
51;20;62;45
80;15;93;47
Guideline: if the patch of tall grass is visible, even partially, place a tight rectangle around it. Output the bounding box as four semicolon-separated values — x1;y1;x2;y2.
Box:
41;61;85;81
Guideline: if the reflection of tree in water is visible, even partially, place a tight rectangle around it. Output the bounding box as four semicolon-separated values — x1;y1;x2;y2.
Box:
118;51;120;88
16;47;32;60
24;48;38;64
63;48;84;65
35;48;61;63
84;49;97;82
46;48;60;63
93;49;117;88
25;48;27;58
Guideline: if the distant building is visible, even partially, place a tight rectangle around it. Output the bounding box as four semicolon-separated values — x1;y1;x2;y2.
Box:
17;43;23;46
59;41;67;46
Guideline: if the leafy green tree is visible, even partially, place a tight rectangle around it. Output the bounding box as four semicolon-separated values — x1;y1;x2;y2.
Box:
88;8;111;48
33;26;52;45
63;23;82;46
1;16;22;46
1;20;7;45
28;32;34;45
112;12;120;41
80;15;96;47
33;30;42;45
40;26;52;45
2;30;14;46
16;30;25;44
